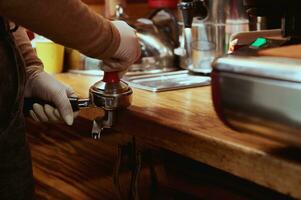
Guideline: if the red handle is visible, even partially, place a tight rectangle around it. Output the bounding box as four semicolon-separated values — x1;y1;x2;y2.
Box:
102;72;120;83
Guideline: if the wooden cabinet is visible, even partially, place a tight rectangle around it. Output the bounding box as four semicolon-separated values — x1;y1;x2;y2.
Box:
47;73;301;200
26;118;292;200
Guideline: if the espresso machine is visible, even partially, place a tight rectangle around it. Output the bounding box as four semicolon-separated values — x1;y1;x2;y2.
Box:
211;0;301;145
178;0;301;145
178;0;243;73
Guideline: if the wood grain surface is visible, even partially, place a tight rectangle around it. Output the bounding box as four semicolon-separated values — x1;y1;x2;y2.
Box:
27;117;290;200
27;117;180;199
258;44;301;59
26;118;164;199
27;117;125;199
54;73;301;199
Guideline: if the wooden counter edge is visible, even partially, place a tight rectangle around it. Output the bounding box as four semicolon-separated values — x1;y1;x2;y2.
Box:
113;109;301;199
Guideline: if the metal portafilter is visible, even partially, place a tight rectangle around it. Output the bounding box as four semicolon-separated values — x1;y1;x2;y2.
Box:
89;71;133;139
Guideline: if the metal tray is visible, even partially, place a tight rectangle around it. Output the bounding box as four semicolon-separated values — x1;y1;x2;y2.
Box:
124;70;211;92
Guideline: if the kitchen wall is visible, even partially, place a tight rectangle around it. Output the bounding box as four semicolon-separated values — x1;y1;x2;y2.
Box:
82;0;147;3
82;0;150;19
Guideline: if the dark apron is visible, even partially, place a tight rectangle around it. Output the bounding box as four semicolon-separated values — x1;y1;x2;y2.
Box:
0;17;34;199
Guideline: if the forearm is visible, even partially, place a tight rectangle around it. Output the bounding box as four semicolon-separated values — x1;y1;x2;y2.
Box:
0;0;120;59
12;26;43;82
13;26;77;126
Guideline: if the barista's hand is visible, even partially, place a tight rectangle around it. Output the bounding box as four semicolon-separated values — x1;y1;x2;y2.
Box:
102;21;141;77
24;71;78;125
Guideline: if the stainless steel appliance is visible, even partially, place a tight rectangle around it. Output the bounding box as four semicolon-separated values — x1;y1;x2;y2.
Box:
177;0;209;73
212;55;301;145
131;9;179;74
212;0;301;145
177;0;249;74
108;2;180;74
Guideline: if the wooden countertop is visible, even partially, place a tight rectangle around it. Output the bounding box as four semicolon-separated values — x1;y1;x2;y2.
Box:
55;73;301;199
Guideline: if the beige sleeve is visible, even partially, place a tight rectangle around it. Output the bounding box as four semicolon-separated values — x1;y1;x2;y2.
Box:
0;0;120;60
12;26;43;81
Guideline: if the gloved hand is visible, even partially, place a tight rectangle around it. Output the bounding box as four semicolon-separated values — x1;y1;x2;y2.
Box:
102;21;141;77
24;71;78;126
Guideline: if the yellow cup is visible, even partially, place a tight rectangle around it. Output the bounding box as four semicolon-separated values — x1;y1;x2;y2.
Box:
36;41;64;74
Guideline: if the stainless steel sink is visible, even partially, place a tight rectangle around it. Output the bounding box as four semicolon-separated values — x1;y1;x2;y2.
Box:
123;70;211;92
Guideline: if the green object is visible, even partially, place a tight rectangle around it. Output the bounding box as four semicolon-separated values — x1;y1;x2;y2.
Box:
251;38;267;48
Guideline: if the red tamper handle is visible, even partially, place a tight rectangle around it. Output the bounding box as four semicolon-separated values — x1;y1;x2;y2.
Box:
102;72;120;83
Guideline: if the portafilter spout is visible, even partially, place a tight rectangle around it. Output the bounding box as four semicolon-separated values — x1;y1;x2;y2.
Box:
89;71;133;139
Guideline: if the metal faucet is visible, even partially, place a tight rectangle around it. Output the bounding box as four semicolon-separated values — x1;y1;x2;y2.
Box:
178;0;208;67
89;72;133;139
178;0;234;67
178;0;208;29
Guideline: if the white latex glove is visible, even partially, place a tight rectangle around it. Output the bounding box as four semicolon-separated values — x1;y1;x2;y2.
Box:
102;21;141;76
24;71;78;126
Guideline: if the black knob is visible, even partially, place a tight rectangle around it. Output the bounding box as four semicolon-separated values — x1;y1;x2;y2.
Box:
194;0;208;20
178;0;208;28
178;1;195;28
